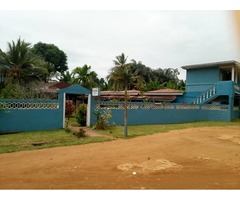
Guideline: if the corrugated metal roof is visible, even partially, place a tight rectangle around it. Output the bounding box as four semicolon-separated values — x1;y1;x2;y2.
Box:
148;88;183;93
181;60;240;70
101;90;140;96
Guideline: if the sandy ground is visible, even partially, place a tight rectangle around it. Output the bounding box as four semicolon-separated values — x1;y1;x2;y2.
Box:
0;126;240;189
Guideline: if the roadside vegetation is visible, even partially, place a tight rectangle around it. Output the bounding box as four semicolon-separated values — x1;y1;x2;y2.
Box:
0;119;239;154
96;119;240;139
0;129;111;154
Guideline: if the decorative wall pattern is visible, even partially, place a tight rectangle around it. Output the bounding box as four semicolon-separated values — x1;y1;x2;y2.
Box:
96;102;229;111
0;102;59;109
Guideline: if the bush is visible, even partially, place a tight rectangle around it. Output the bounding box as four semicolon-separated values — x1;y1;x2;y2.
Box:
76;104;87;126
73;128;86;138
0;82;55;99
93;109;112;130
65;100;76;128
65;100;76;117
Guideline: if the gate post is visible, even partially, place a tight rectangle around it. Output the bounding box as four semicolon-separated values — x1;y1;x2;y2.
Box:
58;91;66;128
87;94;91;127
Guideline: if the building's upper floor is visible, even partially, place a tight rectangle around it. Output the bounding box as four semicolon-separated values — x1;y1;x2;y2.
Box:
182;60;240;92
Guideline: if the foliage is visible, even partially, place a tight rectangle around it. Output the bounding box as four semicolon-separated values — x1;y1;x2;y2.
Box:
67;116;79;127
108;53;134;90
72;64;99;89
31;42;68;73
56;70;75;84
98;77;109;90
95;120;240;139
125;59;183;91
0;38;48;84
65;100;76;128
76;104;87;126
1;120;239;154
145;78;163;91
57;67;108;90
108;53;144;137
0;82;51;99
73;128;86;138
93;109;112;130
65;100;76;117
0;130;111;154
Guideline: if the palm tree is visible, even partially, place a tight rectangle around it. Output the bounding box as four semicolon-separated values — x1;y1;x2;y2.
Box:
57;71;75;84
130;59;152;84
0;38;48;84
72;64;98;89
108;53;143;137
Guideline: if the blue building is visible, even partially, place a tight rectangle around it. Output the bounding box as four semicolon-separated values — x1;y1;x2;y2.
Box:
1;60;239;134
181;60;240;107
96;60;240;125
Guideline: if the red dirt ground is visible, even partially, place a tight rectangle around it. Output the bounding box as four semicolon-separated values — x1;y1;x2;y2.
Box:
0;126;240;189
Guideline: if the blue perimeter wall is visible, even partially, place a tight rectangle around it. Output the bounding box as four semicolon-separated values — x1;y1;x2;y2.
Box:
95;102;237;126
0;98;63;133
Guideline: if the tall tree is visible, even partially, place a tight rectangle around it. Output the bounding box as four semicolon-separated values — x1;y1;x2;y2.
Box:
72;64;98;89
0;38;48;84
31;42;68;81
130;59;152;84
56;71;75;84
108;53;143;137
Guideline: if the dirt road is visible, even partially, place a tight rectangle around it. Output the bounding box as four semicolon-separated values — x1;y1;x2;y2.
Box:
0;126;240;189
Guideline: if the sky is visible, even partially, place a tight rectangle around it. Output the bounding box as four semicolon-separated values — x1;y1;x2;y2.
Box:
0;7;240;81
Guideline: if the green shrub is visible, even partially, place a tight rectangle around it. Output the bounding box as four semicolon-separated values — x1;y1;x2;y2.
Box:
93;109;112;130
65;100;76;128
73;128;86;138
76;104;87;126
65;100;76;117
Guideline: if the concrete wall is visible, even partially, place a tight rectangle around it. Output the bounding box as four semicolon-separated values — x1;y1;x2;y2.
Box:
0;98;63;133
95;102;235;126
186;67;220;92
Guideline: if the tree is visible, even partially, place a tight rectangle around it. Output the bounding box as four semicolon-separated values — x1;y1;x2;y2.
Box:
72;64;98;89
0;38;48;84
129;60;181;91
56;71;75;84
162;68;180;84
108;53;143;137
130;59;152;84
98;78;109;91
31;42;68;81
145;78;162;91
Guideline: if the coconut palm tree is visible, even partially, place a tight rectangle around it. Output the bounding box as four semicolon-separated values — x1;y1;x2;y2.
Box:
57;70;75;84
108;53;144;137
72;64;98;89
0;38;48;84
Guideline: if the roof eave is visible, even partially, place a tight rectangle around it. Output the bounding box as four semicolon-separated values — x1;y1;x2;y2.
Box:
181;60;240;70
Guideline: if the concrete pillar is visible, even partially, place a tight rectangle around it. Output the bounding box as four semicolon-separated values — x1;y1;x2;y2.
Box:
62;93;66;128
236;67;239;83
86;94;91;127
232;66;235;82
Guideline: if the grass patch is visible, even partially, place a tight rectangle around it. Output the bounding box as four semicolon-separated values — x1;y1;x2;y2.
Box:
0;129;111;154
1;119;240;154
96;119;240;139
67;116;79;127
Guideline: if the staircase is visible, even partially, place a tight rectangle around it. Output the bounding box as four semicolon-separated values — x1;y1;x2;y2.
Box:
192;85;217;104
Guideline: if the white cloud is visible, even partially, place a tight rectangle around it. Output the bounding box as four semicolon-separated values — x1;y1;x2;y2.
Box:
0;10;239;81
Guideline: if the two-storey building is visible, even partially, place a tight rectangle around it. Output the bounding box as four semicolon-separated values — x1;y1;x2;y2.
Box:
180;60;240;120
